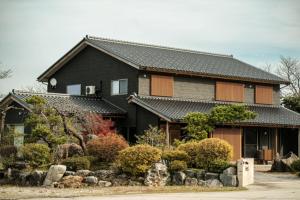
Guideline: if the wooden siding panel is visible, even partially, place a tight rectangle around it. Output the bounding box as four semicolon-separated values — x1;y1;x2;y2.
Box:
151;75;173;97
216;81;244;102
212;128;242;161
255;85;273;104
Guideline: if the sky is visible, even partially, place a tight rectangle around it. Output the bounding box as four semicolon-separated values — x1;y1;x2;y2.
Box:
0;0;299;94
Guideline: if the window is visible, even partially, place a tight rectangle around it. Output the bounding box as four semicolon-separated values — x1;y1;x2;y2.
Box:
66;84;81;95
216;81;244;102
151;75;173;97
111;79;128;95
255;85;273;104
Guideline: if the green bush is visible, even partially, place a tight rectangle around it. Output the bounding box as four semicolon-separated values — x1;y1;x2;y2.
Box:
87;134;128;162
162;149;190;162
291;160;300;172
206;159;231;173
169;160;187;172
177;141;200;167
116;144;162;176
195;138;233;170
0;145;17;158
61;156;91;171
136;125;166;149
20;143;51;168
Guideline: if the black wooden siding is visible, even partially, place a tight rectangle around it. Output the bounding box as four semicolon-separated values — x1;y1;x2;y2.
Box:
47;46;139;128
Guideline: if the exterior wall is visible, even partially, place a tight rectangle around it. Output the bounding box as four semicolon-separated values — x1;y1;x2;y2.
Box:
174;76;215;100
273;85;281;105
47;46;139;127
136;106;159;136
138;74;150;96
245;88;255;104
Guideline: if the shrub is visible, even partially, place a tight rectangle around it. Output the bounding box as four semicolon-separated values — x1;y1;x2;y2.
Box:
169;160;187;172
20;143;51;168
195;138;233;170
0;145;17;158
206;159;231;173
116;144;162;176
162;149;190;162
177;141;200;167
61;156;91;171
87;134;128;162
136;125;166;149
291;160;300;172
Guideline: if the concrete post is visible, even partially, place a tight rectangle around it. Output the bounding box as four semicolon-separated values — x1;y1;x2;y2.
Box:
237;158;254;187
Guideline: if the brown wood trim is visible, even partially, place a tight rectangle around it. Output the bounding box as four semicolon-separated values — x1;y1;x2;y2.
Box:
151;75;174;97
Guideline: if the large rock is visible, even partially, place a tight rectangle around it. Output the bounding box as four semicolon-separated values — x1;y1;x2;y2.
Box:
43;165;66;186
205;172;219;180
112;174;129;186
98;180;112;187
195;169;206;181
206;179;223;187
144;162;170;187
28;170;47;186
84;176;98;185
185;177;198;186
272;152;299;172
128;180;143;186
60;175;83;188
64;171;75;176
220;174;238;187
223;167;237;175
94;170;116;181
75;170;91;177
172;171;186;185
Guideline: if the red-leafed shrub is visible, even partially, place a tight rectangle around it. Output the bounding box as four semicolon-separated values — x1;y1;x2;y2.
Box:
82;113;116;136
86;134;128;162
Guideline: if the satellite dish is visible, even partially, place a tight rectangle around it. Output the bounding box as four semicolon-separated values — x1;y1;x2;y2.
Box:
50;78;57;87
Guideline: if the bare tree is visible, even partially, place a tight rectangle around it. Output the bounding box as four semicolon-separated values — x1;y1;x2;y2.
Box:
276;56;300;96
0;62;12;79
21;82;47;93
262;62;272;73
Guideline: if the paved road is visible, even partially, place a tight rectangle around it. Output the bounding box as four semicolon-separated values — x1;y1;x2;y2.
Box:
40;172;300;200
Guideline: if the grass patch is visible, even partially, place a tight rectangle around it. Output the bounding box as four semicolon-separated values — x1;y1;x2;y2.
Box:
0;185;246;199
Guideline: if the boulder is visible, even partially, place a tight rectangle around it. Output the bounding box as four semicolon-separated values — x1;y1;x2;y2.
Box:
220;174;238;187
94;170;116;181
195;169;206;181
28;170;46;186
172;171;186;185
43;165;66;186
223;167;237;175
206;179;223;187
184;169;196;178
272;152;299;172
129;180;143;186
185;177;198;186
64;171;75;176
205;172;219;180
60;175;83;188
75;170;91;177
198;180;207;187
98;180;112;187
144;162;170;187
84;176;98;185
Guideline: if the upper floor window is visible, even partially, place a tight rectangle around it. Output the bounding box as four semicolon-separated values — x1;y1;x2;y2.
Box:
66;84;81;95
111;79;128;95
216;81;244;102
151;75;174;97
255;85;273;104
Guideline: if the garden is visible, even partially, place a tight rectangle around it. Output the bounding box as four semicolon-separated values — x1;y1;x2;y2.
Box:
2;95;293;190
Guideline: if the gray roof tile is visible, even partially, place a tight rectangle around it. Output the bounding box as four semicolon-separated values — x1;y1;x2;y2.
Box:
129;95;300;127
86;36;288;84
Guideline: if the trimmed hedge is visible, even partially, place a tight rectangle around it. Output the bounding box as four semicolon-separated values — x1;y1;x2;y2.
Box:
162;149;190;162
177;141;201;167
169;160;188;172
116;144;162;176
20;143;51;168
61;156;91;171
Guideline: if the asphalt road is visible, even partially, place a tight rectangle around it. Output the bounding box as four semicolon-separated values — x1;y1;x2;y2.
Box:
37;172;300;200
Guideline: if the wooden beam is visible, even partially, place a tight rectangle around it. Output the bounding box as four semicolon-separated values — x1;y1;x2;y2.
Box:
166;121;170;148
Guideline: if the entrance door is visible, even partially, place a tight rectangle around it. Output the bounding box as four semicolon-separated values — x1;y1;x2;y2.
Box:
243;128;258;158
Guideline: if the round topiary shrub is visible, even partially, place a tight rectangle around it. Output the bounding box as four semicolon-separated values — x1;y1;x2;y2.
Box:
291;159;300;172
87;134;129;163
116;144;162;176
61;156;91;171
177;141;201;167
169;160;188;172
162;149;190;163
195;138;233;170
20;143;51;168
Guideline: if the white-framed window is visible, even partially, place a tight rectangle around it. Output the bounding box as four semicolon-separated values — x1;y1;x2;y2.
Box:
111;79;128;95
66;84;81;95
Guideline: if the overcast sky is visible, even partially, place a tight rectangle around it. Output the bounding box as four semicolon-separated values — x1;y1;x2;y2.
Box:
0;0;299;94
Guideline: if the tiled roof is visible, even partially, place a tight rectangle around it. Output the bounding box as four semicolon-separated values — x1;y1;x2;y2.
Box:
128;95;300;127
1;90;126;116
85;36;288;84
